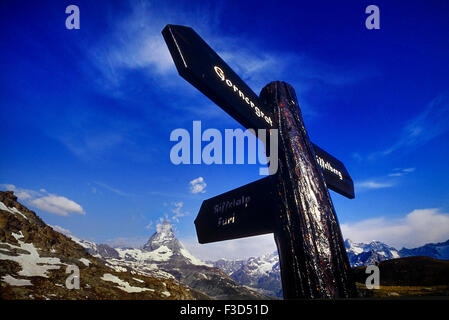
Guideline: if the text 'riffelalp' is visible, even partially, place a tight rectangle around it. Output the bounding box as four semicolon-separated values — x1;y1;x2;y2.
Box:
214;195;251;215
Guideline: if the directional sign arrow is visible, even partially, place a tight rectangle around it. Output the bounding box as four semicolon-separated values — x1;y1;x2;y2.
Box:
162;24;274;131
194;176;276;244
312;143;354;199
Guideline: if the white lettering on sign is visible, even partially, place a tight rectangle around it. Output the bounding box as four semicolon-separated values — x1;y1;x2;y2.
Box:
316;156;343;180
218;214;236;227
214;195;251;215
214;66;273;127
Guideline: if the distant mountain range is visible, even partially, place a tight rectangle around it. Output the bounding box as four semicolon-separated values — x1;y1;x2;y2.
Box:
210;252;282;297
210;239;449;297
345;238;449;266
399;239;449;260
345;239;401;267
72;220;268;299
1;190;448;299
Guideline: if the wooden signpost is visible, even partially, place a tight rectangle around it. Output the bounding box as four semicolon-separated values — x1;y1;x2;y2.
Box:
162;24;357;299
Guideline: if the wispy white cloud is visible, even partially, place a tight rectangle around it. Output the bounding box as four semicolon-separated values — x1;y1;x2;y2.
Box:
87;0;371;111
355;180;394;190
189;177;207;194
0;184;84;217
217;43;294;92
0;184;36;200
88;1;220;93
388;167;415;177
171;201;186;222
387;173;403;177
214;35;372;97
341;208;449;249
146;201;189;232
356;167;416;191
376;94;449;157
145;221;154;230
93;181;136;197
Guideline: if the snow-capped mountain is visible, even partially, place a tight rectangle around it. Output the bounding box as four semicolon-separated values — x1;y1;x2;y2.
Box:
211;238;449;297
399;239;449;260
211;240;403;297
72;218;449;299
211;252;282;298
344;239;401;267
72;220;268;299
141;221;204;265
210;259;245;276
230;252;282;297
68;216;449;300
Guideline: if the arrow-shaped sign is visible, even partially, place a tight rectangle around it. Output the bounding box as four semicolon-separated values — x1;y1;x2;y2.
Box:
313;144;354;199
162;24;274;130
194;177;276;244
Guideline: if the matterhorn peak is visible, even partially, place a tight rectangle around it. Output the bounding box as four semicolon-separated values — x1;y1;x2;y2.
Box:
157;219;174;234
142;220;180;252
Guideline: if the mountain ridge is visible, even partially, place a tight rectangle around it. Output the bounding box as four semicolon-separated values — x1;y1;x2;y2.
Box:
73;224;449;299
5;189;446;300
76;224;449;299
0;191;203;300
209;238;449;297
68;218;269;299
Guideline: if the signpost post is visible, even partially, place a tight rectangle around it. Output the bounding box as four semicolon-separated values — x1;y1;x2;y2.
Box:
162;24;357;298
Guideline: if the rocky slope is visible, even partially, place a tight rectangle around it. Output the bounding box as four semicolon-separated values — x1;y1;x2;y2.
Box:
0;191;205;300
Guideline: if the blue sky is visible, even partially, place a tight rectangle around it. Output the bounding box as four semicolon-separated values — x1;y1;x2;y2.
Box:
1;0;449;260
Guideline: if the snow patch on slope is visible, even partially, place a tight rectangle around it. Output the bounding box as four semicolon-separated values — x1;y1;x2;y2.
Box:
0;233;63;278
101;273;153;293
116;245;173;262
1;274;33;286
0;201;28;220
180;247;209;266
